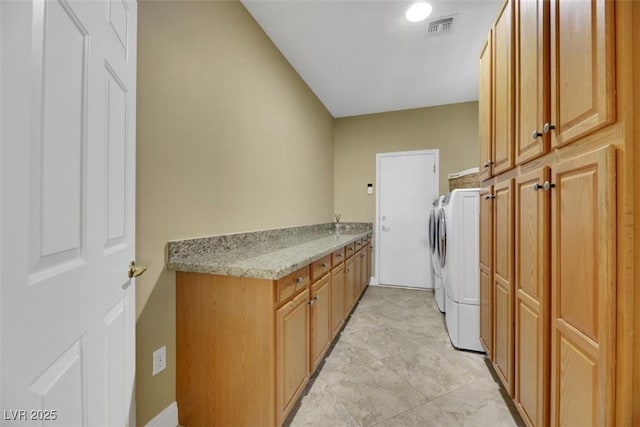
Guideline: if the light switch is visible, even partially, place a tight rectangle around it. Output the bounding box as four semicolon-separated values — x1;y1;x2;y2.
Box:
367;183;373;195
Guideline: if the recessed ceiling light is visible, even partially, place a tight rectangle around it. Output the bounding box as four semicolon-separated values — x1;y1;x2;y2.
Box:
405;2;433;23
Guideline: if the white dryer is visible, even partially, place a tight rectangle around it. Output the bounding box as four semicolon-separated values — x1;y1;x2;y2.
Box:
439;188;482;352
429;196;445;313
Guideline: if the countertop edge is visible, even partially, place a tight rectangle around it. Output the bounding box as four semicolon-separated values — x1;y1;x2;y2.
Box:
168;231;372;280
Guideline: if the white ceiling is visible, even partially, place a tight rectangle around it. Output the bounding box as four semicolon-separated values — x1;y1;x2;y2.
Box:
241;0;503;118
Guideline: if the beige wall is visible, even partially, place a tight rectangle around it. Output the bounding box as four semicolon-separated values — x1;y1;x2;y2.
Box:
135;1;334;424
334;102;479;224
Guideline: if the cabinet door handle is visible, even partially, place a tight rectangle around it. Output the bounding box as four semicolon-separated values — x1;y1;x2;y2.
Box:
321;262;328;268
532;130;543;139
314;295;319;301
543;123;556;133
308;299;314;306
483;194;496;200
337;253;343;258
346;268;351;272
532;183;543;191
483;160;494;168
348;247;354;251
543;181;556;191
295;276;304;284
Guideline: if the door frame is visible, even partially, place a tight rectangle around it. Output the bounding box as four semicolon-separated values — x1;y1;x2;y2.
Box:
374;149;439;287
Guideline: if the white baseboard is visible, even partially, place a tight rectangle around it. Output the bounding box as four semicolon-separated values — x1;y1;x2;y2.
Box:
369;276;379;286
145;401;178;427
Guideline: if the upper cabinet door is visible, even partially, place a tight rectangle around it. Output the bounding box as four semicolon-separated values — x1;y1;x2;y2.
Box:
479;32;493;181
515;0;550;165
549;0;615;147
493;0;516;175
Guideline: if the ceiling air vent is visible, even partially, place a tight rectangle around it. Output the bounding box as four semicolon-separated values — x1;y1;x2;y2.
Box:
425;15;456;36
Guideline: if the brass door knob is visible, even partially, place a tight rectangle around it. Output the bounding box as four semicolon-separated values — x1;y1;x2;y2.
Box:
128;261;147;278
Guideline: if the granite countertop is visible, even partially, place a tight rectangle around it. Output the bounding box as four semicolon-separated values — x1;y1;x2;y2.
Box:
167;223;372;280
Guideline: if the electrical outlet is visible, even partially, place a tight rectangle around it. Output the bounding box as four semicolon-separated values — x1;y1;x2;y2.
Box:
152;346;166;376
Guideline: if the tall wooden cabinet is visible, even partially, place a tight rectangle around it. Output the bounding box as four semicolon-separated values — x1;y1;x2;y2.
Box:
479;33;493;181
549;0;615;147
493;178;515;396
492;0;515;176
479;0;640;425
515;167;550;427
515;0;549;165
479;186;494;358
549;147;616;426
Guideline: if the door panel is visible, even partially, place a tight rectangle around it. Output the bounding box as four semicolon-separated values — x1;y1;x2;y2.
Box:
479;186;494;359
345;257;356;315
331;264;345;338
310;275;331;372
1;0;137;424
550;146;616;426
515;0;549;165
492;0;515;175
493;178;515;396
515;168;550;427
276;291;309;425
550;0;615;147
479;34;493;180
377;151;437;288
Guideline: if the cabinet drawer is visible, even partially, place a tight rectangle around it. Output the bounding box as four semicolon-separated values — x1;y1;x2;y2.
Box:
345;242;356;258
331;248;345;267
311;255;331;282
276;266;310;305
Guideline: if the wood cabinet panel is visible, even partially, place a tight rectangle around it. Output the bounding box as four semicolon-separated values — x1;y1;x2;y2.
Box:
515;168;550;427
311;255;331;282
331;247;345;267
493;0;515;175
345;242;356;259
276;290;310;426
480;268;493;359
345;257;356;316
176;273;275;427
479;186;494;358
276;266;310;305
515;0;549;165
493;178;515;396
549;0;615;147
361;244;369;291
331;263;346;339
479;34;493;180
310;275;331;372
550;146;616;426
354;250;362;301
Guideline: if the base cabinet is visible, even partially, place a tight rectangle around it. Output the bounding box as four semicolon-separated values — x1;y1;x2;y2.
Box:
177;235;371;427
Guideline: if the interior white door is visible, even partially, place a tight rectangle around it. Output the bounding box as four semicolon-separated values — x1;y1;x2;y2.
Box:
1;0;137;425
377;151;438;288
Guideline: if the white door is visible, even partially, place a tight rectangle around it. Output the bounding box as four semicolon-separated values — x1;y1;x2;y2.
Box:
376;150;438;288
1;0;138;425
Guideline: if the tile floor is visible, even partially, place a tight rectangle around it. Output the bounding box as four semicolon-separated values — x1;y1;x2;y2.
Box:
288;286;523;427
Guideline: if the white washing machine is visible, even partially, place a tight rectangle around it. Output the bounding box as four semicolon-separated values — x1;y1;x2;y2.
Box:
429;196;446;313
439;188;482;352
